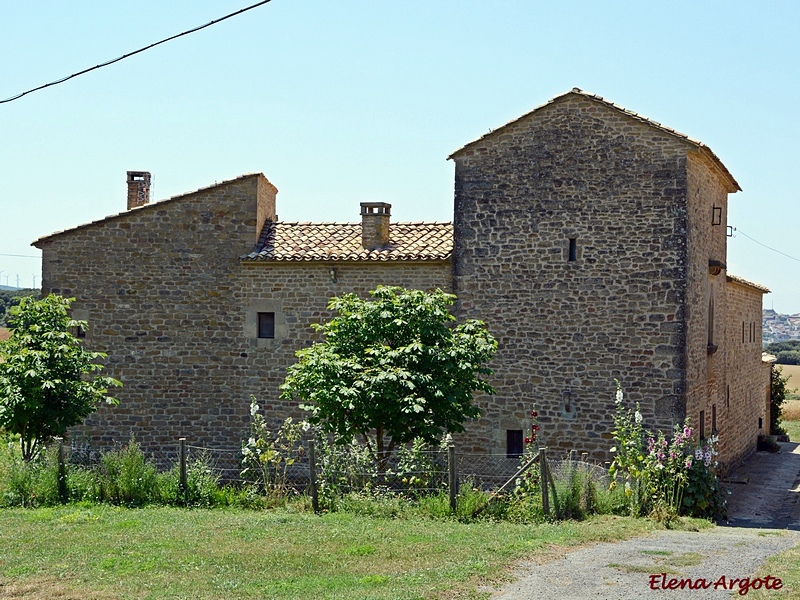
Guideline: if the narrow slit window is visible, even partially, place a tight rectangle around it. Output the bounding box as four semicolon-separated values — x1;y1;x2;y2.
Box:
699;410;706;440
506;430;523;458
712;404;717;434
568;238;577;262
257;312;275;339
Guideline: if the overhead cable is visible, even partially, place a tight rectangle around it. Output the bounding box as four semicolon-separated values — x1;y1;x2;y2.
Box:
1;0;272;104
732;227;800;264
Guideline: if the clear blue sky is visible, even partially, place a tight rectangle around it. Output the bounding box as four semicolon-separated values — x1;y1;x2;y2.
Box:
2;1;799;311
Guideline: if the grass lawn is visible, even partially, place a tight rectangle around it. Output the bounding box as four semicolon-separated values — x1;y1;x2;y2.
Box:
0;505;675;600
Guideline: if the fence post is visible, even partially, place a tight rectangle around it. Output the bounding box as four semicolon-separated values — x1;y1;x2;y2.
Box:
308;440;319;513
448;444;458;512
178;438;187;504
55;437;67;503
540;447;549;517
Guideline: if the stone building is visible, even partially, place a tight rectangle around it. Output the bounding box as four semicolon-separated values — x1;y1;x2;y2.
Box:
34;89;768;471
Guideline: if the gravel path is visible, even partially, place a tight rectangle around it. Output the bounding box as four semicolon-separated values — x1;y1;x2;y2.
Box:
489;442;800;599
490;527;800;599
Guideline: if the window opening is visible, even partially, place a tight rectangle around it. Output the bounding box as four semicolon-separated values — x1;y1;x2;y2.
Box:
506;430;523;458
257;312;275;339
568;238;577;262
699;410;706;440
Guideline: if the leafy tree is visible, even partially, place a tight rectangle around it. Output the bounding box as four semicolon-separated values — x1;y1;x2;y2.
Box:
0;288;41;327
0;295;121;461
770;365;794;435
280;286;497;471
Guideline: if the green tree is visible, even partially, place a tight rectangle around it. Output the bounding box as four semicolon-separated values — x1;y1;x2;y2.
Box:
280;286;497;471
770;365;794;435
0;295;121;461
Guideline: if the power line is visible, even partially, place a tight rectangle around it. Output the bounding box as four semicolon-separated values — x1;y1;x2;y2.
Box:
0;253;39;259
733;227;800;264
1;0;272;104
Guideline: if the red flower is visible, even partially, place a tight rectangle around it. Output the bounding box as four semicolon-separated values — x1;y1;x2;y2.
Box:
531;411;538;418
524;437;532;444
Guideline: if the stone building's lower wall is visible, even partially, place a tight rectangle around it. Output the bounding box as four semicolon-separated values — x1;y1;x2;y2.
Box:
67;261;453;453
721;279;768;473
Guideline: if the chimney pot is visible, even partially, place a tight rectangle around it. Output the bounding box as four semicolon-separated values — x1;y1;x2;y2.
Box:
360;202;391;250
127;171;151;210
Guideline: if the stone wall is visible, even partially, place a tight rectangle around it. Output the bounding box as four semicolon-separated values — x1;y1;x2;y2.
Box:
723;278;769;471
451;93;718;460
683;152;732;458
36;175;451;452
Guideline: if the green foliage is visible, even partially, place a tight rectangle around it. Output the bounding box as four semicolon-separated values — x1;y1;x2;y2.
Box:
765;342;800;366
241;398;304;501
770;366;794;435
608;383;648;515
0;295;121;461
0;288;40;327
681;448;725;519
765;340;800;354
395;437;441;494
98;438;161;507
608;383;723;520
281;286;497;471
0;437;61;507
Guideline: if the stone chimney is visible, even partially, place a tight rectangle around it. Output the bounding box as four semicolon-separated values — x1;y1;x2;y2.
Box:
126;171;151;210
360;202;391;249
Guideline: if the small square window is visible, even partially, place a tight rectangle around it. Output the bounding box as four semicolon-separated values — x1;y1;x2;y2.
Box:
258;312;275;339
506;430;523;458
76;326;86;339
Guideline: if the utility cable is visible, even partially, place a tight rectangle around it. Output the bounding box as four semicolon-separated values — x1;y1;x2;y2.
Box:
1;0;272;104
732;227;800;264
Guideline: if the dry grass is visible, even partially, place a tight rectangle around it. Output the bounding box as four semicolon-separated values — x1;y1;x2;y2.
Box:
0;328;9;342
784;401;800;422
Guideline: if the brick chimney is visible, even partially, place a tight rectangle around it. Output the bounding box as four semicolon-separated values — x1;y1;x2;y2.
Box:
360;202;391;249
127;171;151;210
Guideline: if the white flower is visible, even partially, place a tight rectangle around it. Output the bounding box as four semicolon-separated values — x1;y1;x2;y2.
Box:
250;403;259;417
634;411;643;424
248;437;256;446
695;448;703;460
615;389;624;405
301;420;311;432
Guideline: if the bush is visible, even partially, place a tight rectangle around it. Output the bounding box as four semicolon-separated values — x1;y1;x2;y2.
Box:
0;438;62;507
98;438;161;507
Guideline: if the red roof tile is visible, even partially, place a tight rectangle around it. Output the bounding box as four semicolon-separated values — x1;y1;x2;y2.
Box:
242;222;453;262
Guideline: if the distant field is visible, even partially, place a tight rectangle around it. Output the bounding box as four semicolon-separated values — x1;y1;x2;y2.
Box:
776;364;800;401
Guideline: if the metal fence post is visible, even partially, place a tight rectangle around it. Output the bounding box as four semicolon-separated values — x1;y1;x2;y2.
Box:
178;438;187;504
55;437;67;503
308;440;319;513
540;447;549;517
448;444;457;512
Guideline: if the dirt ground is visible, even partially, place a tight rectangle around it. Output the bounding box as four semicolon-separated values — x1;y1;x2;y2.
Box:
490;442;800;599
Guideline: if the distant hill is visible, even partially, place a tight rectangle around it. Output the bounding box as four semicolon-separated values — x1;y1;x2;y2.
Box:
763;309;800;344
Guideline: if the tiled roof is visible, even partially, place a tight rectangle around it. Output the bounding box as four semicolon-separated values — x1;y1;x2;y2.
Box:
449;88;740;193
242;222;453;262
727;273;771;294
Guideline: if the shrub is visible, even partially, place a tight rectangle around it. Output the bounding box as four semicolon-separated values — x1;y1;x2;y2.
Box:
241;398;304;502
609;383;723;521
99;438;160;507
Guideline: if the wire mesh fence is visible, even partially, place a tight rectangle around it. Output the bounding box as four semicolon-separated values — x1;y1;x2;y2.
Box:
60;437;613;515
